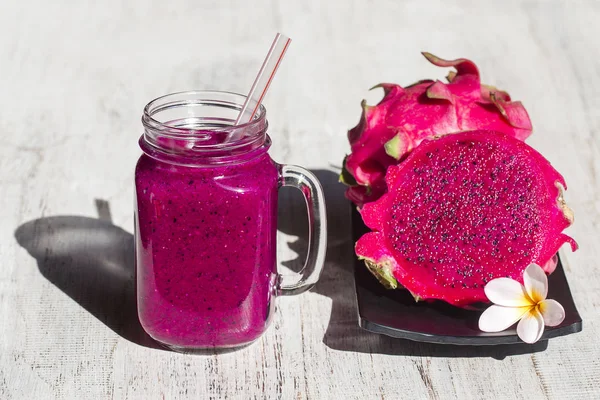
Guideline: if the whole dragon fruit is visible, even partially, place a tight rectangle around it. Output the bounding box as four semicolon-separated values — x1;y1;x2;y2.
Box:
355;130;577;307
342;52;533;207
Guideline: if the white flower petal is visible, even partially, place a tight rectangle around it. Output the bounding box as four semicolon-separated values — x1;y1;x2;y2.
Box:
484;278;532;307
479;305;530;332
539;299;565;327
523;263;548;303
516;309;545;344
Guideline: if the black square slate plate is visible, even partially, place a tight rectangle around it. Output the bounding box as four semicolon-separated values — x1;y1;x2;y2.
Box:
352;208;582;345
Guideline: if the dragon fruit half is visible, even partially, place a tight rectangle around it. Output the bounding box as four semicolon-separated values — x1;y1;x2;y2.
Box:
356;130;577;307
342;52;533;207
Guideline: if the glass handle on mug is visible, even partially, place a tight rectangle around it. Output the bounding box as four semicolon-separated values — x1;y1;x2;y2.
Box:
278;165;327;295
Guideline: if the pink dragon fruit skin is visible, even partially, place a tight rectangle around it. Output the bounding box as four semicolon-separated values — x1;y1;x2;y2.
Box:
343;52;533;207
355;130;577;307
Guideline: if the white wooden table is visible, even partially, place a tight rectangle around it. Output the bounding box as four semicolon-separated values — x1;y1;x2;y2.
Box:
1;1;599;398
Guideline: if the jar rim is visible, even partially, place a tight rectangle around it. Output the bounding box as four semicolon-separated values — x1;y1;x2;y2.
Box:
140;90;269;167
142;90;267;138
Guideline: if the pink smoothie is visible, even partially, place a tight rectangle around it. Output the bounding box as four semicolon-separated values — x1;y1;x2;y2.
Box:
135;148;279;348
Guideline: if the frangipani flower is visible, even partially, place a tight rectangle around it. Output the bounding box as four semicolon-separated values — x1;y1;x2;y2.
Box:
479;263;565;344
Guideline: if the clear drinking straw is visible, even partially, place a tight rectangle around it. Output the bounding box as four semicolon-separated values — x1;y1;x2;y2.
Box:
234;33;291;126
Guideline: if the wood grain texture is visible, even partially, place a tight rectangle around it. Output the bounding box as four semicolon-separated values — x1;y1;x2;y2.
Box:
1;0;599;399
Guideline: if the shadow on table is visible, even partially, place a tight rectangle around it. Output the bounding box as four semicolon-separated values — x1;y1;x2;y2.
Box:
14;201;160;349
278;169;549;360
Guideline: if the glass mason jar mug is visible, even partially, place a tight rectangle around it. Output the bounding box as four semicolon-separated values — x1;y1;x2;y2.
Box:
135;91;327;351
